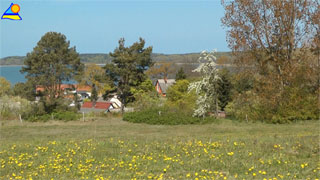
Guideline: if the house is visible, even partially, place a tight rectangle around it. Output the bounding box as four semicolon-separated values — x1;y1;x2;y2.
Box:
109;95;122;109
35;84;92;105
80;102;114;113
35;84;76;101
155;78;176;96
76;85;92;99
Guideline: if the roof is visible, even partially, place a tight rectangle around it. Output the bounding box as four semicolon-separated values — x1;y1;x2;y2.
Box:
156;79;176;94
76;85;92;92
82;102;93;108
81;102;112;109
95;102;112;109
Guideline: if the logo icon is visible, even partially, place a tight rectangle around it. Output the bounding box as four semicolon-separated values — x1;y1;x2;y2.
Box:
1;3;22;20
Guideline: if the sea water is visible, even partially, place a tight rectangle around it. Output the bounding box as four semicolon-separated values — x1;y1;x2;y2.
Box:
0;66;76;85
0;66;26;85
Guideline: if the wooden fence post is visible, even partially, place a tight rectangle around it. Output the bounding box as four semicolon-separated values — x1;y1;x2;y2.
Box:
19;114;22;124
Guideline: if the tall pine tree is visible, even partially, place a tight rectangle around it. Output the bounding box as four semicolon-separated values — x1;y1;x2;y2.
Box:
21;32;84;111
217;68;232;111
104;38;153;114
91;84;98;105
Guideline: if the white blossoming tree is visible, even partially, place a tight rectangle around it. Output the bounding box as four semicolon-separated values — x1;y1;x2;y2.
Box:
188;49;220;117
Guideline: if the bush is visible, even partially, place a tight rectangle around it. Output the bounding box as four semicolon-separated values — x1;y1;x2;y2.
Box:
123;107;218;125
52;111;80;121
166;80;196;115
25;111;80;122
21;100;80;122
0;96;31;120
226;87;318;124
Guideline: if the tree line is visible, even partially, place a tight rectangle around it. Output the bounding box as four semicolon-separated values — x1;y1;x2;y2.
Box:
0;52;233;65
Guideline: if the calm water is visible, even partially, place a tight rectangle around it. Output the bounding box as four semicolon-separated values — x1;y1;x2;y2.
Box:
0;66;26;85
0;66;76;85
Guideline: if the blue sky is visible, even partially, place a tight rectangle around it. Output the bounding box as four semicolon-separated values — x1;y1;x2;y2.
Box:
0;0;229;58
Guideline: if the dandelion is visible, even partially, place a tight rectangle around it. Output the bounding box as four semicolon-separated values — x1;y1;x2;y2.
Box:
227;152;234;156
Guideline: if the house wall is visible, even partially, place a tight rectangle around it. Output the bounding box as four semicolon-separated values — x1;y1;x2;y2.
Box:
155;81;166;96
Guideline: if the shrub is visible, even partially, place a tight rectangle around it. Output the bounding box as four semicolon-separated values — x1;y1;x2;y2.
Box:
0;95;31;120
24;110;80;122
21;100;80;122
52;111;80;121
21;102;46;121
166;79;196;115
123;107;218;125
226;87;318;124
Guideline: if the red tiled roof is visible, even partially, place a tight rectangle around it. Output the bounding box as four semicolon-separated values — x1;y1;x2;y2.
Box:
82;102;93;108
95;102;111;109
81;102;112;109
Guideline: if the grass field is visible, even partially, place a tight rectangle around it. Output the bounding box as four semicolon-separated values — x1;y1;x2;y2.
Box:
0;118;319;180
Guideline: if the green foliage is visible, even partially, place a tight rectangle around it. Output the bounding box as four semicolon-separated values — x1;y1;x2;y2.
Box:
130;79;160;111
123;106;218;125
21;32;84;104
51;111;80;121
78;64;111;94
74;93;81;110
167;80;189;102
166;79;196;114
19;98;79;122
105;38;153;113
217;68;232;111
21;101;46;121
12;81;36;101
232;72;254;93
0;77;11;97
175;67;187;80
40;98;71;114
83;98;91;102
226;86;318;124
271;87;318;123
131;79;155;94
0;95;30;120
91;85;98;103
25;110;80;122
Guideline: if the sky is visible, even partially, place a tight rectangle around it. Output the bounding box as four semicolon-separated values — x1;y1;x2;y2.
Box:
0;0;229;58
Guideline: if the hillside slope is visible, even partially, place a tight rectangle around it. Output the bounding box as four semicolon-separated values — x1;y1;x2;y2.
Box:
0;52;232;65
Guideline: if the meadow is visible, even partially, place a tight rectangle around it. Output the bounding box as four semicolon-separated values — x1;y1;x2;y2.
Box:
0;118;319;180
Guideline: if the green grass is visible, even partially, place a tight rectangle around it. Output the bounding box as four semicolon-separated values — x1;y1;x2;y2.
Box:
0;118;319;180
